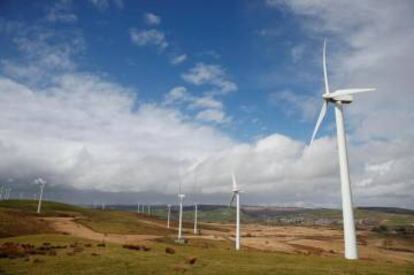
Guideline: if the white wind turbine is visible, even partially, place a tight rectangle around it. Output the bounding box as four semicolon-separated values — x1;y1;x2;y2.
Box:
167;204;171;228
35;178;46;214
177;182;185;243
310;39;375;260
229;171;242;250
193;203;198;234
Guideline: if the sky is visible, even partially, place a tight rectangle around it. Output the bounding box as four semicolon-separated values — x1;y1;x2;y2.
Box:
0;0;413;208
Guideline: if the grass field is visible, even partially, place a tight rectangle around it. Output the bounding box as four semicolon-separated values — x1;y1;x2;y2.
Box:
0;200;413;274
2;234;413;275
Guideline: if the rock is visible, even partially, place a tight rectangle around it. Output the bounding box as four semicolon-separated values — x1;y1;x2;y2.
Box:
165;247;175;254
185;256;197;265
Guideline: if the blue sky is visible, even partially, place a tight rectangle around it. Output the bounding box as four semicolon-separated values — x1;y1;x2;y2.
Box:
1;0;325;142
0;0;413;207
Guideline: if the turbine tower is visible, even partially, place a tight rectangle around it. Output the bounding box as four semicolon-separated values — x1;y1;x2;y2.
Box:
177;182;185;243
310;39;375;260
193;203;198;234
229;171;241;250
167;204;171;228
35;178;46;214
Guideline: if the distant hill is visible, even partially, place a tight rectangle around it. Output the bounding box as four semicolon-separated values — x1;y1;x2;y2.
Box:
357;207;414;215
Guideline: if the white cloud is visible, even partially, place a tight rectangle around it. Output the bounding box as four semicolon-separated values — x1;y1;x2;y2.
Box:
144;12;161;26
181;63;237;93
0;75;234;192
45;0;77;23
0;23;84;85
195;109;228;124
269;90;319;122
170;54;187;65
130;29;168;50
291;44;305;63
89;0;123;10
267;0;414;142
1;5;413;207
255;28;282;37
164;86;188;104
190;96;223;110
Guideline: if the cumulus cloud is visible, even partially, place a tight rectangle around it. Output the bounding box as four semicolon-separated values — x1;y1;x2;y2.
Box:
0;3;413;208
181;63;237;94
269;90;319;122
0;75;234;193
190;96;223;110
290;44;305;63
130;29;168;50
164;87;230;124
195;109;229;124
144;12;161;26
164;86;188;104
268;0;414;142
89;0;123;10
45;0;77;23
170;54;187;65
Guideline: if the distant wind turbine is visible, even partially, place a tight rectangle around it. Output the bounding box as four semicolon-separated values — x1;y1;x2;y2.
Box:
229;171;242;250
177;181;185;243
167;204;171;229
35;178;46;214
193;203;198;234
310;39;375;260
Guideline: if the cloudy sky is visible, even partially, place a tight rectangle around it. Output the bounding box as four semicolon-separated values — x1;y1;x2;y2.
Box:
0;0;413;208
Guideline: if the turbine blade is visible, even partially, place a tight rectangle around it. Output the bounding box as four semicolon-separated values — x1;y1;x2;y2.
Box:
323;39;330;94
229;193;236;207
231;171;237;190
310;101;328;144
330;88;375;98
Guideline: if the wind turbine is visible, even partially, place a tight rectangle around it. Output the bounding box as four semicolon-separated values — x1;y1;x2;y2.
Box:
229;171;242;250
35;178;46;214
193;203;198;234
177;182;185;243
310;39;375;260
137;202;140;214
167;204;171;229
0;185;4;200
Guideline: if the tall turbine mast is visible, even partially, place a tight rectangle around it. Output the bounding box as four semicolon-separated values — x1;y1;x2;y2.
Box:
35;178;46;214
193;203;198;234
310;39;375;260
177;179;185;243
167;204;171;229
229;171;241;250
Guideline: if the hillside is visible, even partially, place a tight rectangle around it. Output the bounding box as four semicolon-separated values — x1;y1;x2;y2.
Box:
0;200;413;274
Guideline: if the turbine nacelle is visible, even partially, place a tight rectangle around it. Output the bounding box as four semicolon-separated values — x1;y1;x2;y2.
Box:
323;93;353;104
310;39;375;144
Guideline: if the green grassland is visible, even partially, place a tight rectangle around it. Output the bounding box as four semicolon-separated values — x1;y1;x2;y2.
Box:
1;200;413;274
1;234;413;275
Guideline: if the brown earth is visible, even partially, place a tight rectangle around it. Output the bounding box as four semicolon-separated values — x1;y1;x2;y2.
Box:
42;217;161;244
41;216;414;265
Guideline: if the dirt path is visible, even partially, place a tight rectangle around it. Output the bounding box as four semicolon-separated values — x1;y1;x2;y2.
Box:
42;217;161;245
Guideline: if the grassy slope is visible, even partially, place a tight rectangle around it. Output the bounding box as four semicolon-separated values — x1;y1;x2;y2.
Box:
0;200;89;217
0;209;54;238
1;234;413;275
76;211;175;235
1;200;413;274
